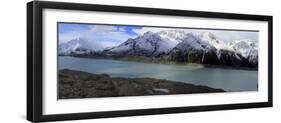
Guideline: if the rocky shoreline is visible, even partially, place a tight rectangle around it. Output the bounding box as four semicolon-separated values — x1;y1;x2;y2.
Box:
61;55;258;71
58;69;225;99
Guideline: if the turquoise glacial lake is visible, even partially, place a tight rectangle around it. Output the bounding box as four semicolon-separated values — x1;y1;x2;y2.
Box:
59;56;258;92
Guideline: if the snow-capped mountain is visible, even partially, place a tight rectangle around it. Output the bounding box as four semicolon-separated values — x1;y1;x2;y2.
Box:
107;31;185;57
228;39;258;66
59;30;258;68
167;32;248;66
157;30;188;43
59;38;103;55
200;31;229;50
106;30;211;56
199;31;258;66
168;33;215;53
167;33;219;64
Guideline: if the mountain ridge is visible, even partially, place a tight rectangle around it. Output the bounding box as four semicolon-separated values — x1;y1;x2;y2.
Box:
59;30;258;68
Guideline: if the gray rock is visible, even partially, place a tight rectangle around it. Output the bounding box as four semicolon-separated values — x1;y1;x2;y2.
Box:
58;69;225;99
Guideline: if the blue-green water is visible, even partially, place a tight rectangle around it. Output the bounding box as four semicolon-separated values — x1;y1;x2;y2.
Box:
59;56;258;92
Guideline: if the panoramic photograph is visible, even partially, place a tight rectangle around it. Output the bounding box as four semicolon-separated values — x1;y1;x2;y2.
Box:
58;22;259;99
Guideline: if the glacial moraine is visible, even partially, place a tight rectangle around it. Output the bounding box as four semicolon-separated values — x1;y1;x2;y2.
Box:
58;69;225;99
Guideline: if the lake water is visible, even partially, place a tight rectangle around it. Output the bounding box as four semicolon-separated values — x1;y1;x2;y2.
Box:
59;56;258;92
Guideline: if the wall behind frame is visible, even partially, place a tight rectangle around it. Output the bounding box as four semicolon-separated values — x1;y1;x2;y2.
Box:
0;0;280;123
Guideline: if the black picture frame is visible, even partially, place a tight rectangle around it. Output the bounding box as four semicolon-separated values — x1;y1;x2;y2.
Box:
27;1;273;122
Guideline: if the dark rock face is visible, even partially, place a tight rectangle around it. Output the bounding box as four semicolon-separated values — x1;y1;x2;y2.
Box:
58;69;225;99
167;48;221;65
247;51;258;67
166;35;221;65
167;39;255;68
168;48;204;63
202;50;221;65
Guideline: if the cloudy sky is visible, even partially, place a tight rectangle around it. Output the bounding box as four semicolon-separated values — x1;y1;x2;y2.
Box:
58;23;258;48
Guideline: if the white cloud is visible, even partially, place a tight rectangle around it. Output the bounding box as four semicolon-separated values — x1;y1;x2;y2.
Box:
59;25;137;48
59;31;84;44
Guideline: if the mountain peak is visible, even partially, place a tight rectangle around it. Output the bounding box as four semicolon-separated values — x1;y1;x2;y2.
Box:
186;32;197;38
228;39;258;61
143;31;154;36
229;39;257;49
200;31;217;41
230;39;256;46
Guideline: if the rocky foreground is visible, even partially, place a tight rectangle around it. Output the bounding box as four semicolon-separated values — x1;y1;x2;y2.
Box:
58;69;225;99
